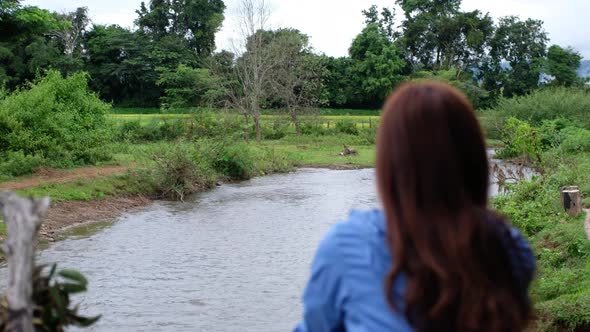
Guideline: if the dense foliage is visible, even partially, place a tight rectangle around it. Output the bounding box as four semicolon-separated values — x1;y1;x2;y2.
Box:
0;71;113;177
1;0;582;110
481;88;590;331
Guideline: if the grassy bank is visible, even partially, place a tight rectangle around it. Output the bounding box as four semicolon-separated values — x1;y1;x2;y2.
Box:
493;151;590;331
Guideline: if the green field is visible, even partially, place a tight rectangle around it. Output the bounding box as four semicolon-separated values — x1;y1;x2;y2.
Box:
109;113;380;129
111;107;380;116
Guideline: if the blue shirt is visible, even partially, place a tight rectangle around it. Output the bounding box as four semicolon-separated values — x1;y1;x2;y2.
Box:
294;209;535;332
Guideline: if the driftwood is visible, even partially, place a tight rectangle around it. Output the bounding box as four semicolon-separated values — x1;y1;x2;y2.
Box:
0;192;50;332
560;186;582;217
339;145;357;156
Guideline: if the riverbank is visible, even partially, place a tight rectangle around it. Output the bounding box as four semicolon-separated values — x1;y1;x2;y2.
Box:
0;137;375;261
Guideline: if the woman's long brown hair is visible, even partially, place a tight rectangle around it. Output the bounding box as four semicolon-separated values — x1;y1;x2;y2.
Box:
377;82;531;332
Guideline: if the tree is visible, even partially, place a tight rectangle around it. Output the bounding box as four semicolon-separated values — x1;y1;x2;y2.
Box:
51;7;90;57
396;0;493;73
0;2;64;88
320;56;356;107
136;0;225;55
349;23;405;107
362;5;398;40
485;16;548;97
84;25;161;105
226;0;278;142
157;64;225;109
268;29;326;135
411;70;489;108
546;45;585;87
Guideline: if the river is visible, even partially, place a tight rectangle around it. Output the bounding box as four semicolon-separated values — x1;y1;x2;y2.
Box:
0;161;531;331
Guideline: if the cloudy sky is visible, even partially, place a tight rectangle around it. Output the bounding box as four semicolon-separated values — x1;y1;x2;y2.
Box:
24;0;590;59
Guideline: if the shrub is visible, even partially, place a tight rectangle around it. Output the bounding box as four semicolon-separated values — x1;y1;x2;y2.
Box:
116;120;143;142
0;71;113;171
335;120;359;135
560;127;590;153
263;118;290;140
138;143;216;201
495;87;590;129
187;111;244;139
358;127;377;145
159;119;187;141
211;143;256;180
0;151;45;177
300;121;327;136
496;118;543;162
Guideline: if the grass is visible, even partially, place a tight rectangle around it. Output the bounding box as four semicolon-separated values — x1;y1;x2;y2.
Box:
111;107;380;116
0;222;5;237
492;150;590;331
14;173;142;202
259;134;375;168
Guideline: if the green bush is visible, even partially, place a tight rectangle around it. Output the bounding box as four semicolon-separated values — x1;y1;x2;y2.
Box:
187;112;244;139
496;117;543;162
493;148;590;331
0;151;45;177
478;110;504;140
212;143;256;180
263;118;290;140
0;71;113;172
138;143;216;201
159;119;187;140
300;121;327;136
494;87;590;129
560;127;590;153
335;120;359;135
116;120;143;142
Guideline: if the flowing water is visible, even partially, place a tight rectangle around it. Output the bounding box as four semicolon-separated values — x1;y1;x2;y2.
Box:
0;161;532;331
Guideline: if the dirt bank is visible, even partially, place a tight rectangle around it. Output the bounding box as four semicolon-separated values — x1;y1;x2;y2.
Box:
38;195;151;242
0;165;128;191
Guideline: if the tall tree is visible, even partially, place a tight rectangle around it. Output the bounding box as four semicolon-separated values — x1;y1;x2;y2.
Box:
268;29;326;135
136;0;225;55
362;5;398;40
349;23;405;107
396;0;493;73
0;2;64;88
84;25;161;105
226;0;278;142
485;16;548;97
546;45;584;87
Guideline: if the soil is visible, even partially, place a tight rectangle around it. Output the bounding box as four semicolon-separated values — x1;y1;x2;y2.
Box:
0;165;128;191
38;196;152;242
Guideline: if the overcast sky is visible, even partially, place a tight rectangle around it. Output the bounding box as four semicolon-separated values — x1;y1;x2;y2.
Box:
24;0;590;59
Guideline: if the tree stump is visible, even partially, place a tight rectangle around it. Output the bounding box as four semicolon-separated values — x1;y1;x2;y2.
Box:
560;186;582;217
0;192;50;332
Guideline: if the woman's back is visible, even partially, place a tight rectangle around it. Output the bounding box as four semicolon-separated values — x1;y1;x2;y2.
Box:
295;209;535;332
295;82;536;331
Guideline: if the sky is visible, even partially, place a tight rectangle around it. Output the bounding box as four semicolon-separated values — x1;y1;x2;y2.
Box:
24;0;590;59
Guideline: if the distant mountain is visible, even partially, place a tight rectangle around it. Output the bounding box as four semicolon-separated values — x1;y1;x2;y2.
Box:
577;60;590;78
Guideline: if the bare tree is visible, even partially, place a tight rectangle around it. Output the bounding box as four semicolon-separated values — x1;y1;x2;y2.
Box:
51;7;90;57
268;29;325;135
225;0;281;143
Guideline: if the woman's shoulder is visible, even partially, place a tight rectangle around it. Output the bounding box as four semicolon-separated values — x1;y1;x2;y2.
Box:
314;209;388;270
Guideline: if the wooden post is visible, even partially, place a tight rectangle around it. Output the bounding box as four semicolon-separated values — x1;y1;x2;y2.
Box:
560;186;582;217
327;121;330;129
369;117;372;129
0;192;50;332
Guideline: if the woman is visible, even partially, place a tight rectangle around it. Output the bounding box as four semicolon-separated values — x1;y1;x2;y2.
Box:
295;82;535;332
